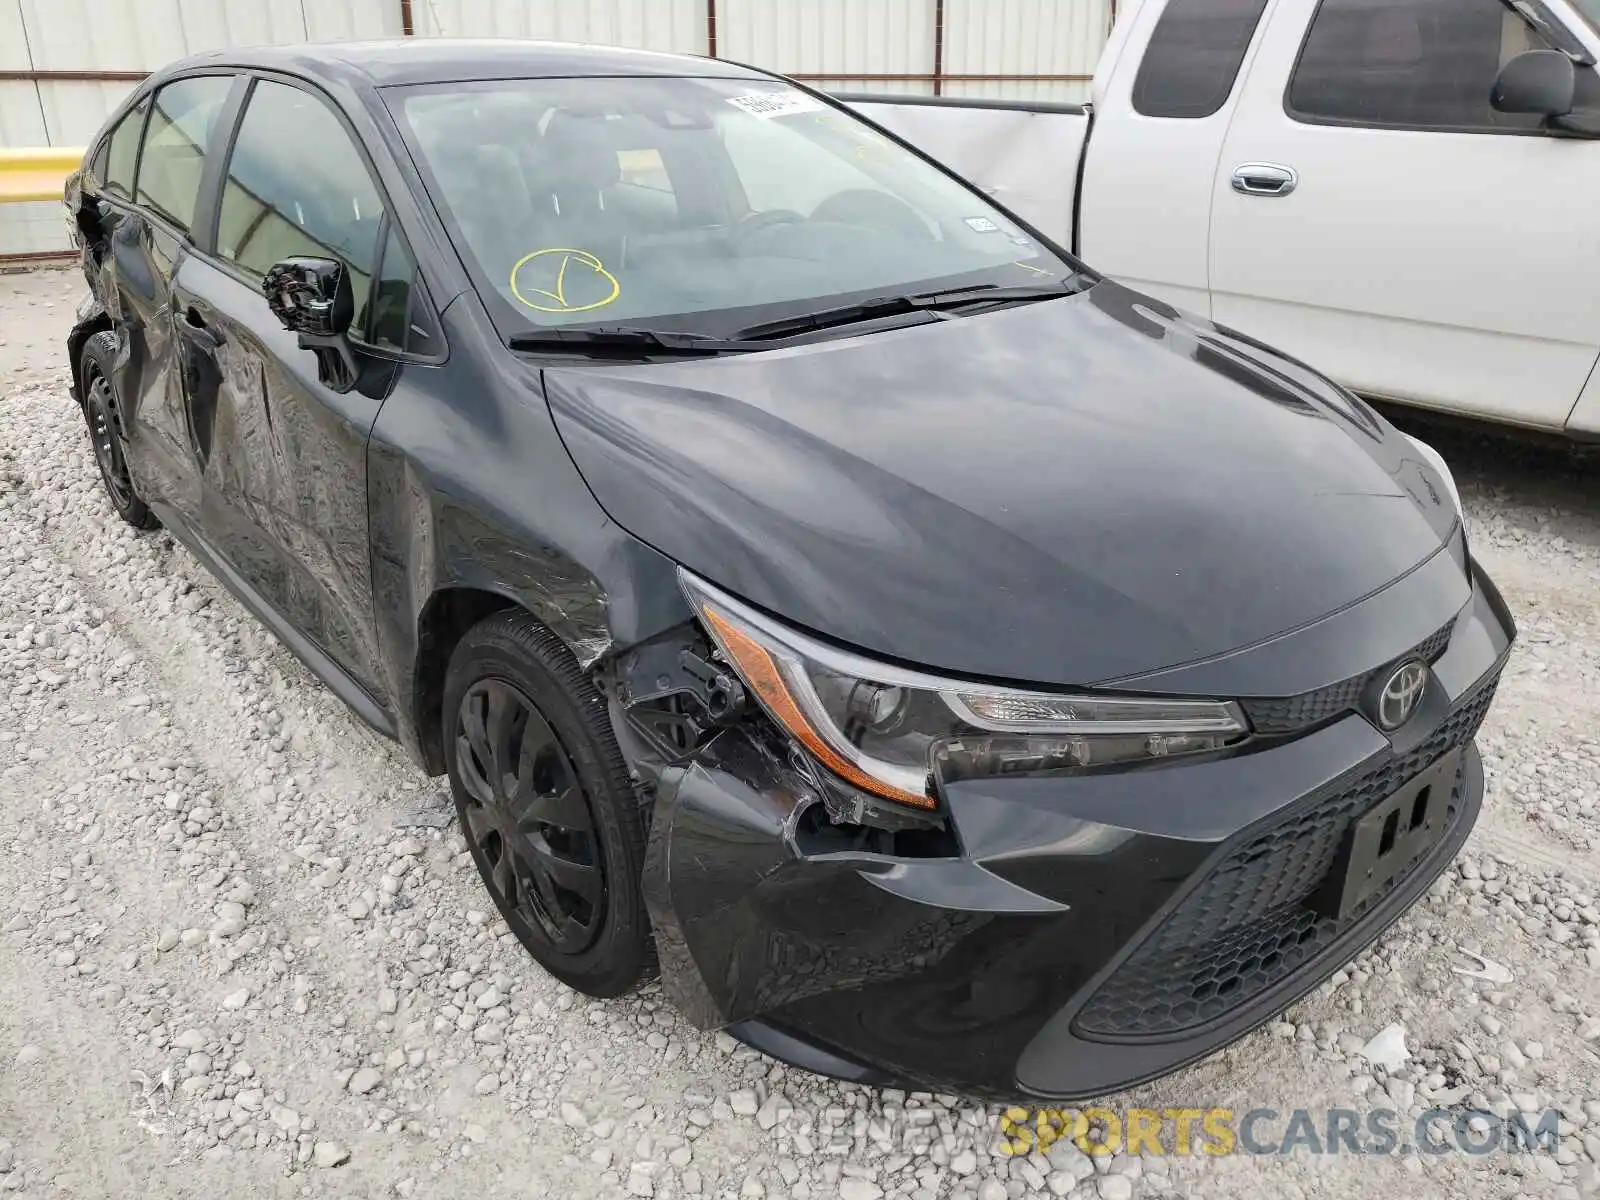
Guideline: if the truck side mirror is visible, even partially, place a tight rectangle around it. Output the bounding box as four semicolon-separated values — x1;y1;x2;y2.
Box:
1492;49;1575;118
262;257;361;392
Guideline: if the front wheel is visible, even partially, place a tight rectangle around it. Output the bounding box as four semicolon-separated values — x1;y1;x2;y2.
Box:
442;610;654;997
79;331;158;530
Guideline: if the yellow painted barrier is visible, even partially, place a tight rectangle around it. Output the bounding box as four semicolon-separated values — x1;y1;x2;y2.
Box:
0;147;86;204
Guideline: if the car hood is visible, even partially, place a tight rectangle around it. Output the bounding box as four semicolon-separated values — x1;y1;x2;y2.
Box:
543;281;1460;687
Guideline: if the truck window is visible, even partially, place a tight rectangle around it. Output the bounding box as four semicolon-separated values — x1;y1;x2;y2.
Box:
1288;0;1590;131
1132;0;1272;119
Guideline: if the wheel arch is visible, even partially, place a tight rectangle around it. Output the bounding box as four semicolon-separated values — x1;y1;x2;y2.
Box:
403;540;692;776
68;312;114;411
411;583;536;776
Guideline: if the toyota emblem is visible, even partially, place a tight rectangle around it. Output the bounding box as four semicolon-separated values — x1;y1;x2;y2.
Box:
1376;661;1429;730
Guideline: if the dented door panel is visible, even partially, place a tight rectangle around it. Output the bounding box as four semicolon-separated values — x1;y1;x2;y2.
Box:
104;210;201;524
172;255;397;700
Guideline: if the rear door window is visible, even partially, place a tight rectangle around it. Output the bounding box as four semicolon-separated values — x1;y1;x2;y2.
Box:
216;79;386;321
88;137;110;186
104;98;149;201
1132;0;1273;118
135;75;236;234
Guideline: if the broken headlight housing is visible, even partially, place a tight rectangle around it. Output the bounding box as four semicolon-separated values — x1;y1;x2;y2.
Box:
679;571;1248;811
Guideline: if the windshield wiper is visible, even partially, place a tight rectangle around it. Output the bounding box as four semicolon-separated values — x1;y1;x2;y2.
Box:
507;326;756;357
732;278;1089;342
506;279;1089;355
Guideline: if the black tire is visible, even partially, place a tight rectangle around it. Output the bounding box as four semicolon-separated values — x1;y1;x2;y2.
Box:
443;610;655;997
79;331;159;530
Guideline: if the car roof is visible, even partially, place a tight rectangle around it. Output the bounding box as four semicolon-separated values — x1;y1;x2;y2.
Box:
164;38;770;89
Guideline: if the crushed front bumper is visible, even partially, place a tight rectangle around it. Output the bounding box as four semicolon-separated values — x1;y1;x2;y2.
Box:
640;567;1515;1102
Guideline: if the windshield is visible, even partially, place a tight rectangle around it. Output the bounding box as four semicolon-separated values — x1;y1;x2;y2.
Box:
391;75;1077;335
1573;0;1600;32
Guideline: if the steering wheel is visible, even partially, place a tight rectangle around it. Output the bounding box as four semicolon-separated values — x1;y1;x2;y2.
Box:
810;189;934;242
733;208;807;249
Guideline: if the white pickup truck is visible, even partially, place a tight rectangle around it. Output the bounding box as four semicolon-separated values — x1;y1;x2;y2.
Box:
845;0;1600;440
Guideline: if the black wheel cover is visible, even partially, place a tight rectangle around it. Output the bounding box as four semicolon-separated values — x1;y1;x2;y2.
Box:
84;363;136;513
454;678;606;954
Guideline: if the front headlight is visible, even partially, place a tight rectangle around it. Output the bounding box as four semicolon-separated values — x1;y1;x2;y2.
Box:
679;571;1248;811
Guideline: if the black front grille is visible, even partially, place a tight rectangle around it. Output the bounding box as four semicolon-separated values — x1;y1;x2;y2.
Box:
1241;620;1455;735
1074;671;1499;1040
1241;676;1366;735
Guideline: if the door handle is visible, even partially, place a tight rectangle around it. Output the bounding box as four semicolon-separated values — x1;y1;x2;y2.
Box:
182;306;223;349
1231;163;1299;197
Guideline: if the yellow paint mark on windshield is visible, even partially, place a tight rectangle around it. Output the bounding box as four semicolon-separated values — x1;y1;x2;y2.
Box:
510;248;621;314
1013;260;1052;276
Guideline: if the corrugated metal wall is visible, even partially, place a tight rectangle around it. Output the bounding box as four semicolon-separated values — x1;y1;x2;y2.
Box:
718;0;937;96
942;0;1113;99
413;0;705;47
0;0;1112;257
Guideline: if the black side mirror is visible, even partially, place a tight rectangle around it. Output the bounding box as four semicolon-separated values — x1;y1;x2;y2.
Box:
1492;49;1576;118
262;257;360;392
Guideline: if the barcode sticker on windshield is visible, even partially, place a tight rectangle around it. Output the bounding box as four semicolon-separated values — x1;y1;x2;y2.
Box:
726;91;824;119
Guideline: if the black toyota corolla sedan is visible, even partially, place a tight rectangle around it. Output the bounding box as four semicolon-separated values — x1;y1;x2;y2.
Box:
64;39;1513;1101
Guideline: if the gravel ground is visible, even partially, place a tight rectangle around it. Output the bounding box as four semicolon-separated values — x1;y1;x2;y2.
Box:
0;266;1597;1200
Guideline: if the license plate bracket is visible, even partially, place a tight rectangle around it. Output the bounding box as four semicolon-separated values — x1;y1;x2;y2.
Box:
1313;751;1459;921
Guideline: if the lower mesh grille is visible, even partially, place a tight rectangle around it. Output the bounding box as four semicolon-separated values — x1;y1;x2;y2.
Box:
1412;623;1455;665
1074;671;1499;1040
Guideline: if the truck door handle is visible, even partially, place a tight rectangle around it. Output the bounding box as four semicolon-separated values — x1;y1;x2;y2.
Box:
1231;163;1299;197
